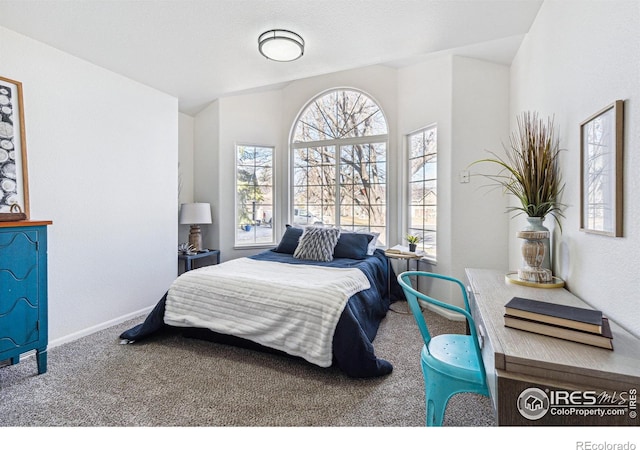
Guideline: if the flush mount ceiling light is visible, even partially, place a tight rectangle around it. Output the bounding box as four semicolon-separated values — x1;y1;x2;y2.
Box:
258;29;304;62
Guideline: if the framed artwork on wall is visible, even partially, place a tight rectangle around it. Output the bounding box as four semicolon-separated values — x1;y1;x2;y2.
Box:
0;76;30;220
579;100;624;237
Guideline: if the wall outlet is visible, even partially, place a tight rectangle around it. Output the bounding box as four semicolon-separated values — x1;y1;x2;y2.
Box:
459;170;470;183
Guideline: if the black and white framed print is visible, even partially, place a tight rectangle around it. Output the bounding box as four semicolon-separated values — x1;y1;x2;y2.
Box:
0;76;29;219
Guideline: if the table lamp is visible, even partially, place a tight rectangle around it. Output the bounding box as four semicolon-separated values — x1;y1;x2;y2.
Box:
179;203;212;252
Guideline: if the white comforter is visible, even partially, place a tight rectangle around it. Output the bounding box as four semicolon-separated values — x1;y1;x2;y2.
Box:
164;257;371;367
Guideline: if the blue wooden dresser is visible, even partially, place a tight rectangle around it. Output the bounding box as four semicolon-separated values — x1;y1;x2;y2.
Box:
0;220;52;375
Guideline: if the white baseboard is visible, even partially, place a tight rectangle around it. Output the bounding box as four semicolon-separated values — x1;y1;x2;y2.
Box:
48;305;154;349
7;306;154;364
420;300;466;322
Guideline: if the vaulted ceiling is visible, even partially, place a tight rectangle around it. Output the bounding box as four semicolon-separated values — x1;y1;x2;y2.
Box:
0;0;543;115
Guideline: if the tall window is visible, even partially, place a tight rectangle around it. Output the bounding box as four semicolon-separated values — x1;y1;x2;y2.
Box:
235;144;274;246
408;125;437;259
291;89;388;244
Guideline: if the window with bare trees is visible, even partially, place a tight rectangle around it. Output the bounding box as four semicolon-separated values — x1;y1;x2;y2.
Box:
408;125;437;259
291;89;388;245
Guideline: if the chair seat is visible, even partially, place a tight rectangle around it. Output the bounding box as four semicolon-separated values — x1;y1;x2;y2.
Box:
422;334;485;385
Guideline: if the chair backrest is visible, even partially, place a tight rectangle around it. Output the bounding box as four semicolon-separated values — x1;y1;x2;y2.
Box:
397;271;483;361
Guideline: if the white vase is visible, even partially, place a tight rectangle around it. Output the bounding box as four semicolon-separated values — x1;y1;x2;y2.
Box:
524;217;551;272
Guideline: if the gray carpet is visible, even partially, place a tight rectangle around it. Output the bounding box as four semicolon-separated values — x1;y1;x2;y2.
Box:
0;305;495;427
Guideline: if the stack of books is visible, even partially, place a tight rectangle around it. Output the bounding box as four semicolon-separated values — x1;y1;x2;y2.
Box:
503;297;613;350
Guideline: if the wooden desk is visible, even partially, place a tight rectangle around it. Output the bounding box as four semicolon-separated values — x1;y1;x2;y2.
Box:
466;268;640;426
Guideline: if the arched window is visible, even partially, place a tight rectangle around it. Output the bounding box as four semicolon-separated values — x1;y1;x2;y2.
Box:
290;89;388;244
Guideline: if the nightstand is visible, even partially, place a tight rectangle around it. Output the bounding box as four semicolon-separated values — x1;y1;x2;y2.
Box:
178;249;220;272
385;250;422;315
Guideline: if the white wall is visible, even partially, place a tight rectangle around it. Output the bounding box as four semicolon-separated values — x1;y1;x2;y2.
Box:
178;113;195;205
178;112;194;247
396;57;456;306
451;56;510;279
0;26;178;344
217;90;284;261
396;55;509;309
193;100;219;252
510;0;640;336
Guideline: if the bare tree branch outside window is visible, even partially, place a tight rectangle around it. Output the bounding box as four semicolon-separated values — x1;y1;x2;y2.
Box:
291;90;388;244
408;126;437;258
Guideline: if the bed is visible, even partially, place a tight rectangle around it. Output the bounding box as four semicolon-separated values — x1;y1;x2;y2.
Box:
120;226;404;378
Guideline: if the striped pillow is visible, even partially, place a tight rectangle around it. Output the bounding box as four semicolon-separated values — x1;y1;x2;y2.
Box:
293;226;341;262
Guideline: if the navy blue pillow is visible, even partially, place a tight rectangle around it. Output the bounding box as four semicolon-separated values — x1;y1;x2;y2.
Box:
273;225;304;254
333;232;373;260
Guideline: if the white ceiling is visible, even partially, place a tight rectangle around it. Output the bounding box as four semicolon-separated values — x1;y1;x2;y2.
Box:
0;0;543;115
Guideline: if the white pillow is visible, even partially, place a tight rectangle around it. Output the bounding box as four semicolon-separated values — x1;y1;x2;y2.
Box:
366;232;380;255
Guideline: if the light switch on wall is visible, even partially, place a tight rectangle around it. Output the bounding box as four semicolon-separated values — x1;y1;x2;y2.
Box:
459;170;470;183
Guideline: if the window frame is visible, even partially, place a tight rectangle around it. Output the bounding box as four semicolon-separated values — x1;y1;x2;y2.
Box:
407;124;437;262
289;88;389;243
234;143;276;248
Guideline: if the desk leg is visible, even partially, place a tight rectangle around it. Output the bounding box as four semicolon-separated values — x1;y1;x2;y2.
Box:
185;259;192;272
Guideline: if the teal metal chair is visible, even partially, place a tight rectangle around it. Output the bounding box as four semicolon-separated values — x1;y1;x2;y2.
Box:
397;271;489;426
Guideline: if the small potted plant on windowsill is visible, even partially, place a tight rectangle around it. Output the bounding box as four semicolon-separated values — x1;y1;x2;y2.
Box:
406;234;421;252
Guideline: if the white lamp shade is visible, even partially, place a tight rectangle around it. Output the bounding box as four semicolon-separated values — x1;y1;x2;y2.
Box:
179;203;212;225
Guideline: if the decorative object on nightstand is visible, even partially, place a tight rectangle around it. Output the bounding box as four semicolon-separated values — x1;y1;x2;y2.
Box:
178;242;196;255
0;204;27;222
179;202;212;252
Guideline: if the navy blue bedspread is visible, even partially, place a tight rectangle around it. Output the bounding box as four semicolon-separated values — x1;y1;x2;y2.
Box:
120;249;405;378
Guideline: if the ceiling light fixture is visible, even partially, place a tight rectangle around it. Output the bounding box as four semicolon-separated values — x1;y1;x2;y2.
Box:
258;29;304;62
